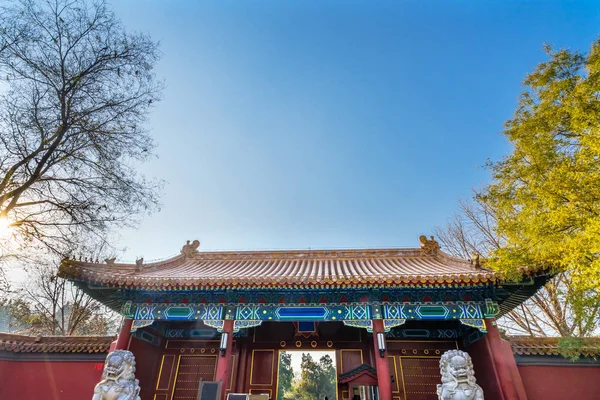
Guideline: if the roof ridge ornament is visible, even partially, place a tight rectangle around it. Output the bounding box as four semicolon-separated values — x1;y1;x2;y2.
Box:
181;239;200;258
419;235;440;255
471;253;481;269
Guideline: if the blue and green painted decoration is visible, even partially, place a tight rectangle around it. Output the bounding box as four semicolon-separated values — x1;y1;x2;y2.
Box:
125;299;498;334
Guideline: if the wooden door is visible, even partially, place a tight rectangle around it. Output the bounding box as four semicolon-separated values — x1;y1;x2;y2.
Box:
387;341;457;400
171;355;218;400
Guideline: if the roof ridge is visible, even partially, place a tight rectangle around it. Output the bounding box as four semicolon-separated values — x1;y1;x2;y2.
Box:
65;246;472;267
509;336;600;357
0;332;115;353
0;332;115;341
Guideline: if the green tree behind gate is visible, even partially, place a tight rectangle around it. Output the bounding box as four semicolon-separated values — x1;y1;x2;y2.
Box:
280;353;336;400
278;352;294;400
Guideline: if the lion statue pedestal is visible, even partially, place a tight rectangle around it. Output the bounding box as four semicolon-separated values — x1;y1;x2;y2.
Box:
437;350;484;400
92;350;141;400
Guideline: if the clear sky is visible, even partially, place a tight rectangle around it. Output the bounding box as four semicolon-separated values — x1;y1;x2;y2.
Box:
106;1;600;262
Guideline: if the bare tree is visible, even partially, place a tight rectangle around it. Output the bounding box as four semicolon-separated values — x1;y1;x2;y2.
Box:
0;0;163;259
0;6;25;55
435;197;600;337
5;261;120;335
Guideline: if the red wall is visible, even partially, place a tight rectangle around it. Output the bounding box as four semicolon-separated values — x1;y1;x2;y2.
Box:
2;340;600;400
0;358;104;400
467;336;504;400
518;365;600;400
128;336;164;400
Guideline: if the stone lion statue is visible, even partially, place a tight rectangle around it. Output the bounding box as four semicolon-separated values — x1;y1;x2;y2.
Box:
437;349;484;400
92;350;141;400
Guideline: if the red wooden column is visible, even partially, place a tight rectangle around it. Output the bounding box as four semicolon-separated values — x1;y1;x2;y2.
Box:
215;319;235;398
114;318;133;350
372;319;392;400
235;338;249;393
484;318;528;400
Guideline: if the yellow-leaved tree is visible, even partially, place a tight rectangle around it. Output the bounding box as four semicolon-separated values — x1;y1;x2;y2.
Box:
478;41;600;344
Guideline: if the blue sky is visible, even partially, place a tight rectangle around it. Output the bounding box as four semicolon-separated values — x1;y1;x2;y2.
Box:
108;1;600;261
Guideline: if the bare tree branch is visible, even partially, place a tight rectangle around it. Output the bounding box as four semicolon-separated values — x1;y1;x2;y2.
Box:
4;259;119;336
0;0;163;261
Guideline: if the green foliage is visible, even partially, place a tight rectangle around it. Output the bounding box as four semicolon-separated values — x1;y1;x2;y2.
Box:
315;354;336;400
277;352;294;400
557;336;600;361
480;40;600;311
278;352;336;400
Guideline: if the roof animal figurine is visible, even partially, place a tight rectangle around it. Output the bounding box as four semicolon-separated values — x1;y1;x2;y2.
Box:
470;253;481;269
180;239;200;258
135;258;144;271
419;235;440;255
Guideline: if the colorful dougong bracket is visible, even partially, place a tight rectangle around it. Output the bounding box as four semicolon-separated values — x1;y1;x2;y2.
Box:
383;319;406;332
484;299;499;318
343;320;374;332
233;320;263;333
131;320;154;332
121;301;135;319
459;318;487;333
203;319;225;332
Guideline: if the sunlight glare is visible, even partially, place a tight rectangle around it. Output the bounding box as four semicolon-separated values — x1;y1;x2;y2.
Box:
0;217;14;239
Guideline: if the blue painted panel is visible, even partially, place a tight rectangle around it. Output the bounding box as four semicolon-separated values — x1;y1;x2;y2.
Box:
298;321;316;332
277;307;327;320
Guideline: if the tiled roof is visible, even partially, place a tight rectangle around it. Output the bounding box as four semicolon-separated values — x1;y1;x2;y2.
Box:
339;363;378;383
510;336;600;357
59;244;496;290
0;333;114;353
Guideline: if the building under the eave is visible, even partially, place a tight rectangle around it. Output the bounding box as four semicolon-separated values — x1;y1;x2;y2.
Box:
58;236;549;400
